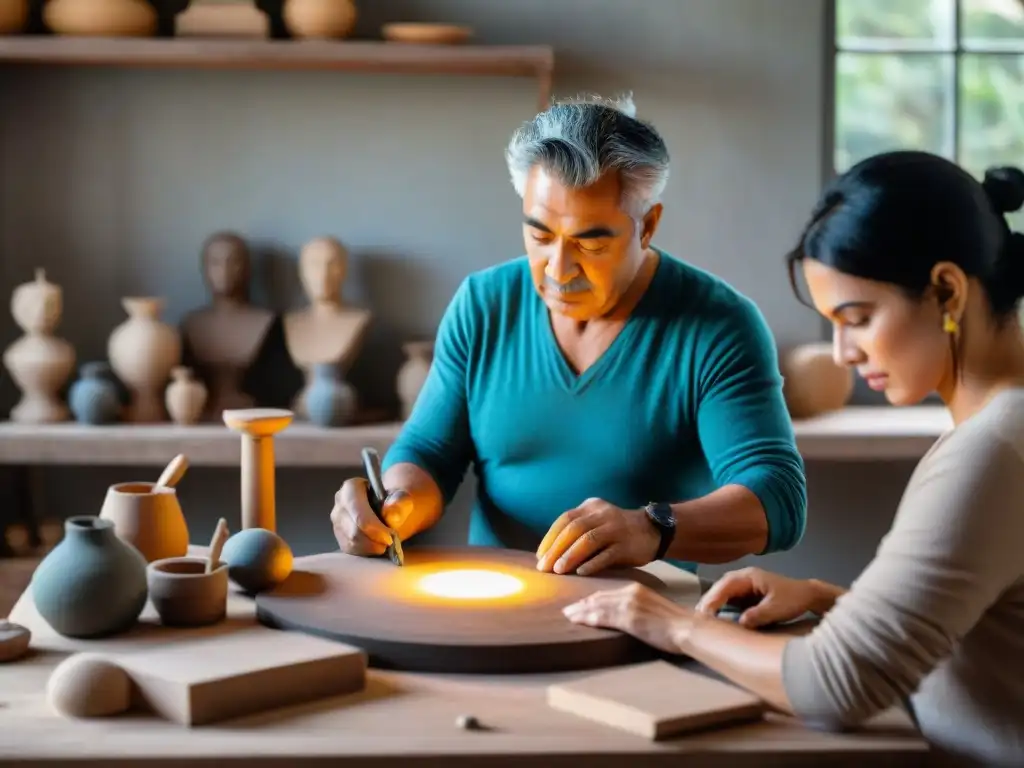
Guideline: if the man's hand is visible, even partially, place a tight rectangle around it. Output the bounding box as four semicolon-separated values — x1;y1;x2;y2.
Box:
535;498;659;577
330;477;415;556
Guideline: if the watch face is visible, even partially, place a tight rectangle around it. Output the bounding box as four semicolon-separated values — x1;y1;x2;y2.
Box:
647;503;675;528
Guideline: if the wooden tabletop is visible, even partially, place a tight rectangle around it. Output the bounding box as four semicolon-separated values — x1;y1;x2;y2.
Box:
0;550;929;767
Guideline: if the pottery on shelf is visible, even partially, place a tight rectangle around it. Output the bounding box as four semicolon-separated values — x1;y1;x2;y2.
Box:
0;620;31;663
68;361;122;425
396;340;433;419
283;0;356;39
0;0;28;33
165;366;207;425
30;516;148;639
98;481;189;563
174;0;270;37
306;362;356;427
283;236;371;418
108;297;182;423
779;342;854;419
180;232;273;422
1;269;76;424
44;0;158;37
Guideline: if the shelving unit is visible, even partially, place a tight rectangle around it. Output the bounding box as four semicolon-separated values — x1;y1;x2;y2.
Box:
0;37;555;108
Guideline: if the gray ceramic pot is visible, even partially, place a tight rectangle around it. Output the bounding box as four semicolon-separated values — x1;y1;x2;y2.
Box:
31;516;148;638
68;361;122;424
306;362;356;427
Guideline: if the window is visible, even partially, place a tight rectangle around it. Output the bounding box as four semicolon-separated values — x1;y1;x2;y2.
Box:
832;0;1024;228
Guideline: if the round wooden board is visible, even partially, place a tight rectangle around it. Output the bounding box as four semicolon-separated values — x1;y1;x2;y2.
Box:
255;547;665;674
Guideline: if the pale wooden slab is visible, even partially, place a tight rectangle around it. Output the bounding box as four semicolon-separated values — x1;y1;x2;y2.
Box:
547;660;765;739
0;405;953;466
113;627;367;726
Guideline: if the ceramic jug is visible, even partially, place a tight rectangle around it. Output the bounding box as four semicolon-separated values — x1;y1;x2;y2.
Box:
44;0;158;36
108;297;182;423
283;0;356;39
396;341;433;419
0;0;28;33
306;362;356;427
99;481;189;563
30;516;148;638
68;361;122;424
165;365;207;425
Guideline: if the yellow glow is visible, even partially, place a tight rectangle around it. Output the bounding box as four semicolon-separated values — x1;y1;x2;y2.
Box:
415;569;525;600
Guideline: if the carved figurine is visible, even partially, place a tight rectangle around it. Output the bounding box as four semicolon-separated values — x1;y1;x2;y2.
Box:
2;269;76;424
283;236;370;420
181;232;273;422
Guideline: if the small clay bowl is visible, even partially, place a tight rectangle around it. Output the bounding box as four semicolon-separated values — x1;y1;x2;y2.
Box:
147;556;228;628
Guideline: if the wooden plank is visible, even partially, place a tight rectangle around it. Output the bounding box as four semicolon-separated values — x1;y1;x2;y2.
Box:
0;420;403;467
0;406;952;467
0;37;554;77
792;405;950;461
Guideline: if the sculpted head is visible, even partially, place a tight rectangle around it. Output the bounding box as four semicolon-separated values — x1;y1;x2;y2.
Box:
789;150;1024;406
299;236;347;304
201;232;250;301
505;94;669;320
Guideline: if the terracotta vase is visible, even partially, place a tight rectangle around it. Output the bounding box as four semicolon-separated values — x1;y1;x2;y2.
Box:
0;0;28;33
1;269;76;424
165;366;207;425
779;342;854;419
44;0;158;36
108;297;182;423
396;340;433;419
283;0;356;39
98;481;189;563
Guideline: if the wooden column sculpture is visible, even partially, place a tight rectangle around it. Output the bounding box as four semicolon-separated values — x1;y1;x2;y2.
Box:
222;408;293;533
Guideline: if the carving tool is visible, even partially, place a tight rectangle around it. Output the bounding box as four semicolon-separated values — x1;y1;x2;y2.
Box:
361;447;404;566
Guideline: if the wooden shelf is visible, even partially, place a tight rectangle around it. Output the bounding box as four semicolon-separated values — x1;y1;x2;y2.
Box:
0;36;555;106
0;406;951;468
792;405;950;460
0;420;404;468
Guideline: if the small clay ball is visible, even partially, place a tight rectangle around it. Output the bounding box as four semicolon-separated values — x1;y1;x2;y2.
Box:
0;620;31;663
220;528;294;594
47;652;131;718
456;714;481;730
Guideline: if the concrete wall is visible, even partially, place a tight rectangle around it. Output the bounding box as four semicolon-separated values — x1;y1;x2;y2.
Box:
0;0;908;586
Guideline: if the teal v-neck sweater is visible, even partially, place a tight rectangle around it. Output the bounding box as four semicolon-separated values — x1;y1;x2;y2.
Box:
383;252;807;571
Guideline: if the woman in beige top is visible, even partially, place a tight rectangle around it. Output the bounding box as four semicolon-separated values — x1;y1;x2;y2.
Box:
563;150;1024;766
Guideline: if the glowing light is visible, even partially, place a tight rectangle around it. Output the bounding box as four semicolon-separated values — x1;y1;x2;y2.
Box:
415;569;525;600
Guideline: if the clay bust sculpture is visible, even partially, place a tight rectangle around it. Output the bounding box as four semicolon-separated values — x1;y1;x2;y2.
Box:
181;232;274;421
2;269;76;424
283;236;370;418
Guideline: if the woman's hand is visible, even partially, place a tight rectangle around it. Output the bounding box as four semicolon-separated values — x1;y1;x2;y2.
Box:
696;567;836;628
562;583;692;654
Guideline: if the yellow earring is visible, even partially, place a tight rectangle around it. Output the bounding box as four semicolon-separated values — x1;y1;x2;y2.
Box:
943;312;960;335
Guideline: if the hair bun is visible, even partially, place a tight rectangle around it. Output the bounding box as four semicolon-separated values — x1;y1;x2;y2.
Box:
983;166;1024;214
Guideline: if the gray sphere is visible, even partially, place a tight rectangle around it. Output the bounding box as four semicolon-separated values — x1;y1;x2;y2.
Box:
220;528;293;594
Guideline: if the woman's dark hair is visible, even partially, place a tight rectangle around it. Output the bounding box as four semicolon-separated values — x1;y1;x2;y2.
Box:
787;150;1024;321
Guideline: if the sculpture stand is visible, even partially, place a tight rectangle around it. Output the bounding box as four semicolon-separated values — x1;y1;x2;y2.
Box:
222;408;293;533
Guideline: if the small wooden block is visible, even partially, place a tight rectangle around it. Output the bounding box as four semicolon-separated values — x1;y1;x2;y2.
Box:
113;626;366;726
546;660;765;740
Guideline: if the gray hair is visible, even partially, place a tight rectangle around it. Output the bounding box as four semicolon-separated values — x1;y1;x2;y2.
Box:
504;93;670;216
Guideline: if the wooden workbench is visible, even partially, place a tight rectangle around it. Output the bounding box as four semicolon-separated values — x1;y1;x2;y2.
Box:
0;551;929;767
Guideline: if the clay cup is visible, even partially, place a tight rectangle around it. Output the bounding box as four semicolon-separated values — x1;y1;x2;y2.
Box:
147;557;228;627
99;482;189;563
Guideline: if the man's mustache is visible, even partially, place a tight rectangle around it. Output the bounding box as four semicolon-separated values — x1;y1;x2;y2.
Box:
545;276;592;293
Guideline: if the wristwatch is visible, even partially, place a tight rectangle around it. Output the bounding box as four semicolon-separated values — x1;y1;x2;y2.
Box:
643;501;676;561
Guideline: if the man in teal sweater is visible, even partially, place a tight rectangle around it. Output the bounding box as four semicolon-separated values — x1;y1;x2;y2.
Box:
331;94;807;576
